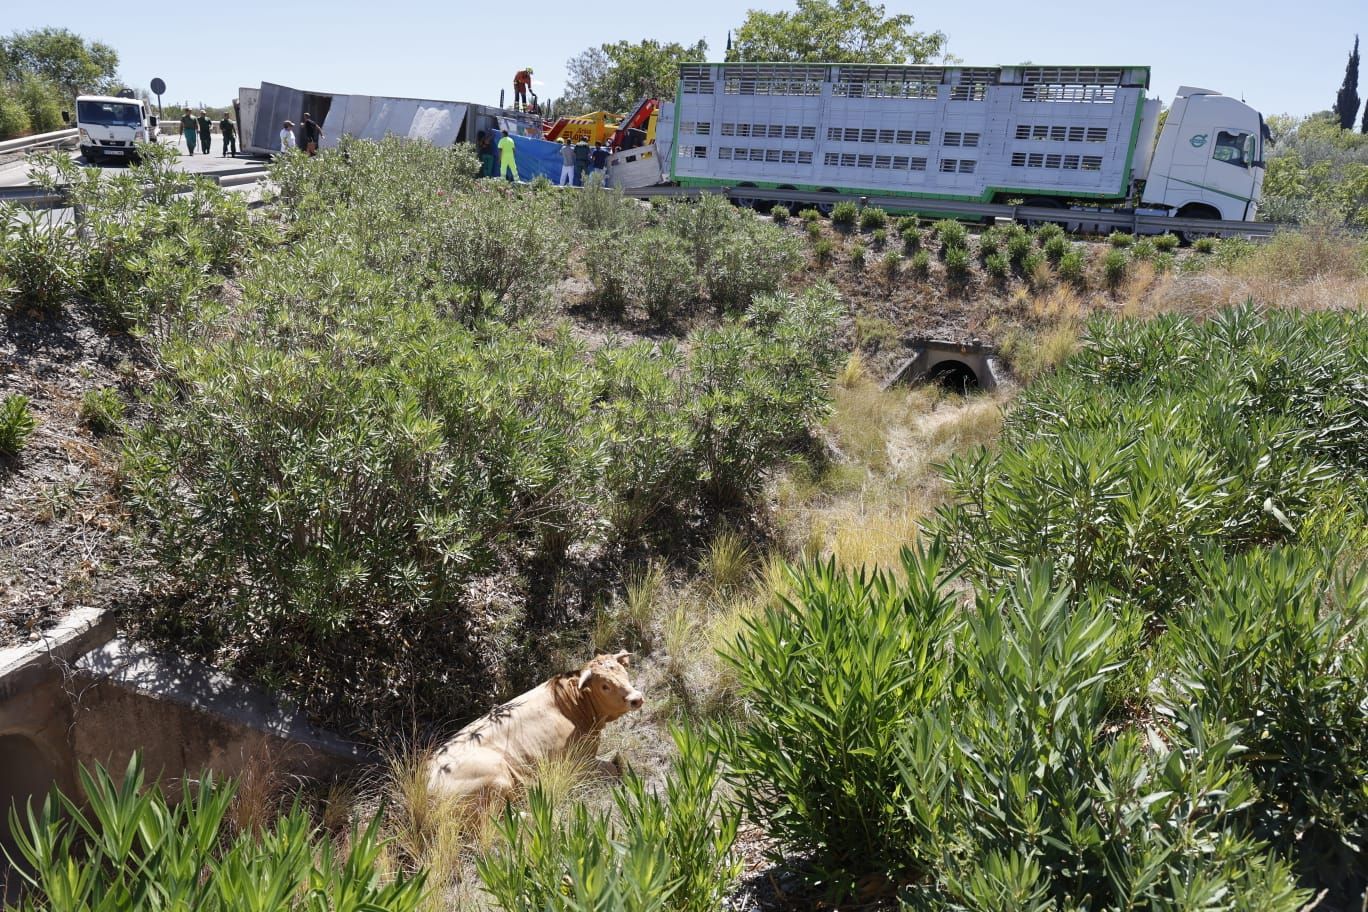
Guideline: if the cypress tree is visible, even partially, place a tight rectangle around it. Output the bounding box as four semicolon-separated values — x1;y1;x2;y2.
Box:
1334;35;1360;130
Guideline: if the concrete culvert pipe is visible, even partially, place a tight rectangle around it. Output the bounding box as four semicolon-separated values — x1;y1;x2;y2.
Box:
927;360;981;393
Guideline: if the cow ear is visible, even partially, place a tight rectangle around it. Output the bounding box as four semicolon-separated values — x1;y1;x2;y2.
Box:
614;651;632;667
577;668;593;690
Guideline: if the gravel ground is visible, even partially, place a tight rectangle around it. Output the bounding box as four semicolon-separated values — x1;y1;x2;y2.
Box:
1;299;150;646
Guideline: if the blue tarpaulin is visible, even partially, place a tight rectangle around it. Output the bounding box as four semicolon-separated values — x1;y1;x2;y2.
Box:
507;132;562;182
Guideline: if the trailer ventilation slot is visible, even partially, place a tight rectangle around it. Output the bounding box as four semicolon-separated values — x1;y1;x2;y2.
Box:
1021;67;1124;86
1022;84;1118;104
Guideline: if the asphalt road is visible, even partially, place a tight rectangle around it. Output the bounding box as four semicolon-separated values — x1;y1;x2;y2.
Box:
0;135;267;189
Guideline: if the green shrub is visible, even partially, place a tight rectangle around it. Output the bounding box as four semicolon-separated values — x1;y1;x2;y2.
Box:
895;216;919;238
859;206;887;231
1005;230;1032;269
932;219;967;251
900;226;922;253
813;237;834;265
1152;251;1176;273
977;230;1000;260
830;201;858;228
935;305;1368;616
1108;230;1134;247
849;242;866;269
1130;236;1156;261
944;244;971;281
984;252;1009;280
721;548;961;889
1194;237;1218;253
723;550;1306;907
1155;548;1368;904
1154;232;1180;252
877;251;901;287
799;207;822;222
479;726;741;912
572;171;643;232
16;74;64;133
806;219;822;240
124;280;841;730
0;202;78;312
587;229;696;321
871;227;887;248
702;218;803;312
770;204;790;223
1022;250;1048;287
1102;247;1128;288
6;753;423;912
1043;234;1069;264
0;82;32;140
1057;249;1085;287
908;249;931;278
0;393;38;457
1032;222;1065;245
80;387;124;435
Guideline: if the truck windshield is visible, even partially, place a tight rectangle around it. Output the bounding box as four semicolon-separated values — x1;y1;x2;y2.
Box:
77;100;143;127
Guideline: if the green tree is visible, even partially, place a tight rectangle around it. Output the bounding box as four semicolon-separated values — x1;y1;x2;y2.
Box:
1334;35;1361;131
727;0;946;64
562;38;708;113
0;81;31;139
0;27;119;99
16;72;63;132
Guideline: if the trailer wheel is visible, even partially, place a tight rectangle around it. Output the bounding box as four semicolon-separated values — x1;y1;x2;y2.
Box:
815;188;840;217
1174;203;1221;245
731;182;760;210
1021;197;1066;228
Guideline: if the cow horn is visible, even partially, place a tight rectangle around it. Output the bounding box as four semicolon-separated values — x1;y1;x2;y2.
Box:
614;650;632;666
577;667;593;689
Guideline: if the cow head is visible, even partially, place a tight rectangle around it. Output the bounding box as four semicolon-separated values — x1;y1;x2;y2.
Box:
577;651;644;721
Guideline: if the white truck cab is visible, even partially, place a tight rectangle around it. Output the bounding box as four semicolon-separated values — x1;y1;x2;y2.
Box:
1141;87;1266;222
71;95;150;163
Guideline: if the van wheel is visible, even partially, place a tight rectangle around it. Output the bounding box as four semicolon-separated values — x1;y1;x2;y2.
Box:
815;188;840;217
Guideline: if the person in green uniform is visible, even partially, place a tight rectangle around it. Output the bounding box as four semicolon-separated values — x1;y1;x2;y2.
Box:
219;115;237;157
498;129;519;182
197;111;212;154
180;111;197;156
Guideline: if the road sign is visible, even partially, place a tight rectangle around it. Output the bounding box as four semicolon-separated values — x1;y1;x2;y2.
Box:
150;77;166;118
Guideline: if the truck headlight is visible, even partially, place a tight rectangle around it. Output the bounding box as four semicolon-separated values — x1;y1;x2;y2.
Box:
78;128;89;139
135;130;146;141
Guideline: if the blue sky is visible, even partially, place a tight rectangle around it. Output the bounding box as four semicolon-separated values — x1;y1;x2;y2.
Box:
11;1;1365;119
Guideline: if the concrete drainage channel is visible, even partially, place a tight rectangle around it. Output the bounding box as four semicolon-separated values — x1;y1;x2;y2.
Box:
0;608;366;889
884;338;1003;393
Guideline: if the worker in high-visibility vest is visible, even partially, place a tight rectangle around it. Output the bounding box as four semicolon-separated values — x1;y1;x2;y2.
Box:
513;67;533;111
498;129;519;182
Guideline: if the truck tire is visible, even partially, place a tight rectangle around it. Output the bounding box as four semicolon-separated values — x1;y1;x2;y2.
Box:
1174;203;1221;245
80;145;101;164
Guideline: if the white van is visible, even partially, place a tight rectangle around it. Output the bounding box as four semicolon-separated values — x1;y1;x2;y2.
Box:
70;95;151;163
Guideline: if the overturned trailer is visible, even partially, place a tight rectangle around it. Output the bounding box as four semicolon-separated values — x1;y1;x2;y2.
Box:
235;82;541;156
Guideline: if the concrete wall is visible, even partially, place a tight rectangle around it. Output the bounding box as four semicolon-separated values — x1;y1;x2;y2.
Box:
0;610;366;890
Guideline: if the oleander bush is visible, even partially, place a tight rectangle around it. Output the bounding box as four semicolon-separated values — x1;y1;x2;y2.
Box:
858;206;887;231
1102;247;1128;287
1154;232;1180;252
1108;230;1134;247
478;726;741;912
4;754;423;912
770;204;789;223
830;201;858;227
931;218;967;252
1057;249;1085;286
722;549;1311;907
123;268;840;730
935;305;1368;616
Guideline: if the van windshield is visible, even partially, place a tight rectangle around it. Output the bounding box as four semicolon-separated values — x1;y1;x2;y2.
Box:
77;100;143;127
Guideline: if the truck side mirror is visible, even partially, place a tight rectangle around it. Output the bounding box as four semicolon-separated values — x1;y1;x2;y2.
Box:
61;110;70;124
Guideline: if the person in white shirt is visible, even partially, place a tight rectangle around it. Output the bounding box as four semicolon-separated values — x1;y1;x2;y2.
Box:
559;139;575;186
279;120;297;151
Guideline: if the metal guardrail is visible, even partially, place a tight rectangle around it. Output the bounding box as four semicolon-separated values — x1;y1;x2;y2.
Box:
0;128;79;156
622;184;1277;239
0;168;269;209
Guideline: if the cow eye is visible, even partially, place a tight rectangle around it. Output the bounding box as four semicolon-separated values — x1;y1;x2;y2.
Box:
601;683;609;691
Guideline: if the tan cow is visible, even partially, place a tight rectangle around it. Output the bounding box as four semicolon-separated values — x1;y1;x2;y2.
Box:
427;651;644;804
